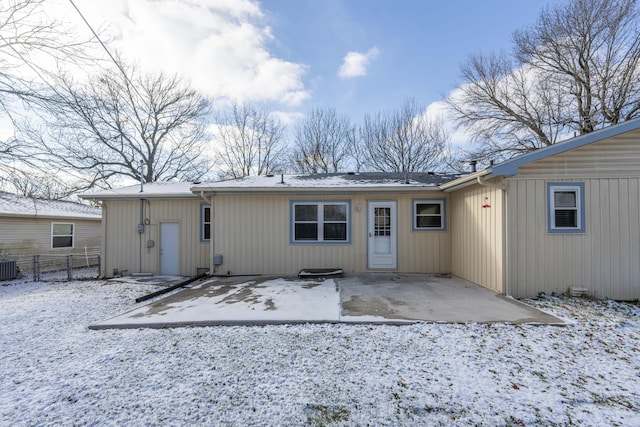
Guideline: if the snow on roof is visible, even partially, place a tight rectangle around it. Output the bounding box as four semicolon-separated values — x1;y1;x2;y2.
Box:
0;191;101;220
80;181;200;200
192;172;462;193
79;173;464;200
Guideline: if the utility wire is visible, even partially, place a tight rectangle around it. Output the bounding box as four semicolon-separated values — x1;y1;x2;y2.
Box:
67;0;145;101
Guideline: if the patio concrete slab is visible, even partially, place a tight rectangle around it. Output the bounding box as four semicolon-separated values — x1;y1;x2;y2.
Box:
91;273;563;329
339;273;561;324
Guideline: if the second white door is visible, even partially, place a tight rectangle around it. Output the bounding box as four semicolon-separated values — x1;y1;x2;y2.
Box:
368;201;397;269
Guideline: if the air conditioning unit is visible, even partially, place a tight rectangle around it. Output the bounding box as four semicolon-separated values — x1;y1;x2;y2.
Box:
0;259;17;280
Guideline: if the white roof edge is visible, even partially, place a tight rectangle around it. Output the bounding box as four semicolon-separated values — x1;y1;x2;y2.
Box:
2;212;101;220
491;118;640;177
191;185;443;194
80;193;200;200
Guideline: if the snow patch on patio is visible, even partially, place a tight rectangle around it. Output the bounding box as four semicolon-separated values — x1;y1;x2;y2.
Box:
96;277;343;327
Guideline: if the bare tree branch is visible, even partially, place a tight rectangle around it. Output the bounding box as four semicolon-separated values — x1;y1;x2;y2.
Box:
214;101;287;179
449;0;640;163
22;59;213;187
360;98;447;173
290;107;355;174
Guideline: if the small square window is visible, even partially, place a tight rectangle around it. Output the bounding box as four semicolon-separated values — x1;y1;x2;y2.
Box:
548;183;585;233
52;223;74;248
413;200;445;230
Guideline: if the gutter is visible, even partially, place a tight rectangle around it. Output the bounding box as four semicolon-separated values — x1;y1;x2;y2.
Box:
439;170;491;192
476;175;507;191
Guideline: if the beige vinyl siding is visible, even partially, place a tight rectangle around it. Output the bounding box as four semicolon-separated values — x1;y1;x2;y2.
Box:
211;192;450;275
516;128;640;179
102;198;209;277
0;216;101;274
0;217;101;256
450;182;505;293
507;177;640;300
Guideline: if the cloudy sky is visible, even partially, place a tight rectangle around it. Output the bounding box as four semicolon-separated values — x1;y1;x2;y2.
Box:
52;0;551;135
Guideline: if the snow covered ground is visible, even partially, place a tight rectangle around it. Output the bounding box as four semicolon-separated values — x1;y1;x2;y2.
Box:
1;279;639;426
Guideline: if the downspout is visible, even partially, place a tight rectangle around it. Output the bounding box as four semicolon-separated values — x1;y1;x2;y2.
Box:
476;175;509;296
139;199;144;273
96;199;106;278
199;191;215;275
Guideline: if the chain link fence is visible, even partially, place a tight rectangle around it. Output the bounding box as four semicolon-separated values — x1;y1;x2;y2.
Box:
8;252;101;282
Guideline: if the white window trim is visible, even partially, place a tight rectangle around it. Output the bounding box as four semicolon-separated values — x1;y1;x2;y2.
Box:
291;201;351;244
51;222;75;249
412;199;446;231
547;183;585;233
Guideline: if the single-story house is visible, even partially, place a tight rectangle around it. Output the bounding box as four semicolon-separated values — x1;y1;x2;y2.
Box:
82;118;640;300
0;192;102;272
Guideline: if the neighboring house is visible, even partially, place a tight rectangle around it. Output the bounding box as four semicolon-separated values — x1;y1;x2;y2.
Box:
0;191;102;261
82;118;640;300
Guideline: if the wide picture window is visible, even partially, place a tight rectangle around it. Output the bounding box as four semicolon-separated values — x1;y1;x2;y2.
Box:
292;202;349;243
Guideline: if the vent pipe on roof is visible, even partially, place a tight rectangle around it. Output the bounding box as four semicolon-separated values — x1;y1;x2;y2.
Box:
469;160;477;173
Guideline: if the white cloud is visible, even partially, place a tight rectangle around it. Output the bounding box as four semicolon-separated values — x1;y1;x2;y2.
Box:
338;47;380;79
424;93;475;151
54;0;310;106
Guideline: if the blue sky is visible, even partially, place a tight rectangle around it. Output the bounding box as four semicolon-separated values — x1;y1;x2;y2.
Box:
48;0;555;132
260;0;553;120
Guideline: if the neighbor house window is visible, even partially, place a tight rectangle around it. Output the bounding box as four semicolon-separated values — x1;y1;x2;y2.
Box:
548;183;585;233
413;199;445;230
201;204;211;241
291;201;350;243
51;223;74;248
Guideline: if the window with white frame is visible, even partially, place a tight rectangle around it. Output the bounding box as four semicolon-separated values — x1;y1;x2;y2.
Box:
51;223;74;248
292;201;350;243
413;199;445;230
548;183;585;233
201;205;211;241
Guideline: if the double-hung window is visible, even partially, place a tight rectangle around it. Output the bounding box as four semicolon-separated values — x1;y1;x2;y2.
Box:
413;199;445;230
201;205;211;241
547;183;585;233
51;223;74;248
292;201;350;243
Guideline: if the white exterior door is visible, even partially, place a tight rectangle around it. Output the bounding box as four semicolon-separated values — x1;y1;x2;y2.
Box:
368;201;397;269
160;222;180;276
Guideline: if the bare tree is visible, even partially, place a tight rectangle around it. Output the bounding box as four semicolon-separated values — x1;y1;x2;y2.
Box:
290;107;355;173
3;169;81;200
25;60;212;186
448;53;570;163
514;0;640;132
0;0;96;182
214;101;286;178
360;98;447;173
448;0;640;162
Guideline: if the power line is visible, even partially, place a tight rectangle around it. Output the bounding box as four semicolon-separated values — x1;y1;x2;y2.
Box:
67;0;145;101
